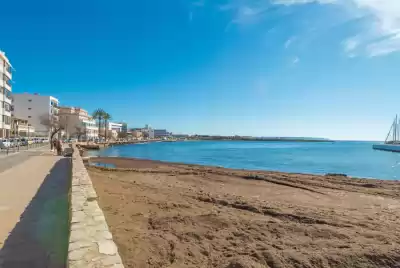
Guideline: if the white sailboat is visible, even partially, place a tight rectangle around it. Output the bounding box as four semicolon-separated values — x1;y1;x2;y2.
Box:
373;115;400;152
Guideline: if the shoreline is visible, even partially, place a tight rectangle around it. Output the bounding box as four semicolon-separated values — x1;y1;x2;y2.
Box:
89;156;396;182
89;156;400;196
88;156;400;267
80;138;337;151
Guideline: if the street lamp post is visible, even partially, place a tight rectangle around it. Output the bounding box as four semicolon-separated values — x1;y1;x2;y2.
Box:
16;122;20;151
28;124;31;148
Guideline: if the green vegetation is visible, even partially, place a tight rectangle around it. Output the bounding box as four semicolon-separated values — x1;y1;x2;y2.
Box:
92;109;112;140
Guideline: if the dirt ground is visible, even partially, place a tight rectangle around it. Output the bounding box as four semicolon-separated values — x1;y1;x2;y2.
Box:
88;157;400;268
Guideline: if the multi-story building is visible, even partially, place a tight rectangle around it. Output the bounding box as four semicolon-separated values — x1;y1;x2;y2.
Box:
12;93;59;137
58;106;98;140
154;129;169;138
0;51;13;138
108;122;123;133
130;128;143;139
107;122;123;139
130;125;155;139
11;118;35;137
98;121;123;140
143;125;154;139
121;122;128;133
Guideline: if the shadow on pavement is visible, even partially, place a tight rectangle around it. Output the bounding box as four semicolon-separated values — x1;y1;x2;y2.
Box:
0;158;71;268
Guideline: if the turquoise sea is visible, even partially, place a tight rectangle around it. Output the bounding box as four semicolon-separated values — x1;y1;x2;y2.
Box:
89;140;400;180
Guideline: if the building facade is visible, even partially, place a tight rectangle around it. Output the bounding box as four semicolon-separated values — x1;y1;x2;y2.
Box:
107;122;123;132
12;93;59;137
0;51;12;138
142;125;154;139
98;121;123;140
59;106;98;140
130;129;143;139
154;129;169;138
107;122;123;139
121;122;128;133
11;118;35;137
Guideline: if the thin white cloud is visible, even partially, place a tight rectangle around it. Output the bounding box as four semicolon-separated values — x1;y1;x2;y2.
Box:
215;0;400;57
343;38;359;52
349;0;400;56
273;0;400;57
284;36;296;48
366;33;400;57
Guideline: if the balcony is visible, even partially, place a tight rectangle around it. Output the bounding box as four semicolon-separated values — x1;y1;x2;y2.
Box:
4;66;12;80
4;89;12;101
50;101;59;108
4;81;11;91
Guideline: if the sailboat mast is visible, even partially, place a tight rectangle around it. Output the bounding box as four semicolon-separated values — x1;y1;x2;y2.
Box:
395;115;398;143
395;115;400;143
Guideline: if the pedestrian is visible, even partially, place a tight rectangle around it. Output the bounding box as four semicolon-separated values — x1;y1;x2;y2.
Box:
52;139;57;152
56;139;63;156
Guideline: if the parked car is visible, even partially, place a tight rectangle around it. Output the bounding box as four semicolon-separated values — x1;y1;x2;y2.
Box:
0;139;10;149
20;138;28;146
8;138;16;147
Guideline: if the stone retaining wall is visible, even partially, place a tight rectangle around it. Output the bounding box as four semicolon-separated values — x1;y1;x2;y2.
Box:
68;146;125;268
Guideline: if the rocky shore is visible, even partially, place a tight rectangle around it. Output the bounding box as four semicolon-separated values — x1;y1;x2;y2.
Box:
88;157;400;268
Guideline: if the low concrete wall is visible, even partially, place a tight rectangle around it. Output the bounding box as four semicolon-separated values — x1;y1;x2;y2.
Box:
68;146;125;267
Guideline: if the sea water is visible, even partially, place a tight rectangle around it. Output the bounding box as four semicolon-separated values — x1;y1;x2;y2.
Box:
88;140;400;180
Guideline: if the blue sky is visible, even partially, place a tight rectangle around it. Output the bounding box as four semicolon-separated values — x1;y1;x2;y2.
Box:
2;0;400;140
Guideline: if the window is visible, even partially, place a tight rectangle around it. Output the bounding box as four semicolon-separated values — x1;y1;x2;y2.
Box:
28;116;31;118
4;89;11;99
4;103;10;112
2;115;11;125
28;99;32;102
28;108;32;110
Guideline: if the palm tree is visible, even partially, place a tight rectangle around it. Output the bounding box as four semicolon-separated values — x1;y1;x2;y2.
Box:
92;109;105;139
103;112;112;141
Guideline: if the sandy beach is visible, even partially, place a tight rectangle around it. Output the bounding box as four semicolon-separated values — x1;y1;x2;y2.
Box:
88;157;400;268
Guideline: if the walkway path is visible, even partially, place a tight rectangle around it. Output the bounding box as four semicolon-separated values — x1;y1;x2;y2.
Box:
0;153;70;267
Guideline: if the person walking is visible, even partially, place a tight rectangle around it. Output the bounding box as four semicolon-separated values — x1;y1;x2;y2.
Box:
56;139;63;156
52;139;57;152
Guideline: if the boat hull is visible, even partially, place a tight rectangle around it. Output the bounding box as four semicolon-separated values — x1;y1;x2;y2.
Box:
372;144;400;152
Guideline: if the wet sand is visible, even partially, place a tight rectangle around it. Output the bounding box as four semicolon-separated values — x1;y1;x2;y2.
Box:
88;157;400;268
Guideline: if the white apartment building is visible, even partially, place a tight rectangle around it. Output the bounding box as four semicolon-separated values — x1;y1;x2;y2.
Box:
108;122;123;132
143;124;154;139
107;122;123;139
0;51;13;138
59;106;98;140
12;93;59;137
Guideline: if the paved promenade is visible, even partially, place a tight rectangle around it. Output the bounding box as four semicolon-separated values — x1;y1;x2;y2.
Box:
0;150;71;267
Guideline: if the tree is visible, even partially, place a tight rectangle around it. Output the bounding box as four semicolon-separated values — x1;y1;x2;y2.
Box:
103;112;112;141
117;131;128;139
40;114;66;149
92;109;105;138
